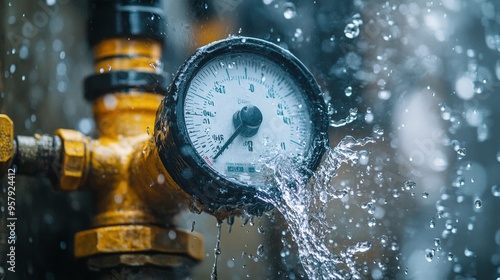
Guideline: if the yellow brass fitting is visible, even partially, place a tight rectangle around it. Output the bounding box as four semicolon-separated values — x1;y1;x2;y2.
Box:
0;115;14;173
75;225;204;261
53;129;90;191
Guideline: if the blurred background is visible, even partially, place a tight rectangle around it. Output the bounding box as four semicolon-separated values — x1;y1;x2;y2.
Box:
1;0;499;279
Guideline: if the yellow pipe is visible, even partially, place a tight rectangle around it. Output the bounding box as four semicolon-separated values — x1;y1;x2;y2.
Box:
93;38;162;73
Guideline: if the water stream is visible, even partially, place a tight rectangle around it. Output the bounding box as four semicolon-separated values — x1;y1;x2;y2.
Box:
258;135;376;279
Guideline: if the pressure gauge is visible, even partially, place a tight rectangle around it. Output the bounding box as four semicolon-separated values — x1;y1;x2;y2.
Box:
155;37;328;214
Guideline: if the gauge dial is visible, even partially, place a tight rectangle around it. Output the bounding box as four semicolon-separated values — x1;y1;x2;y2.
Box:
184;52;312;185
156;37;328;214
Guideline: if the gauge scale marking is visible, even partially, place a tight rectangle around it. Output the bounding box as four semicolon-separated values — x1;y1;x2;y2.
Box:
157;37;328;214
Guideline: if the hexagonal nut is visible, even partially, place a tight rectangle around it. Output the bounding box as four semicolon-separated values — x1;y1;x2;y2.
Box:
0;115;14;173
74;225;204;262
54;129;89;191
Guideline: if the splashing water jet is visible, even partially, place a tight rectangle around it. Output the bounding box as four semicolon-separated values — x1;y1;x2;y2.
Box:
258;135;375;279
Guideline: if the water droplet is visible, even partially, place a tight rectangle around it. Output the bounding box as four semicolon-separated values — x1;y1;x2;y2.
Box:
491;185;500;197
392;189;400;198
168;230;176;240
189;202;203;214
464;248;475;257
425;249;435;262
429;219;435;228
473;80;484;94
456;148;466;156
474;198;482;209
283;3;297;19
263;0;274;5
114;194;123;204
293;28;303;42
368;217;376;227
422;192;429;198
258;225;265;234
380;235;388;246
103;94;118;110
404;180;416;190
434;238;441;247
391;242;399;251
344;86;353;97
377;90;391;100
344;23;360;39
455;76;474;100
348;241;372;254
319;190;328;203
447;252;454;261
257;244;264;257
344;14;363;39
157;174;165;184
467;222;474;231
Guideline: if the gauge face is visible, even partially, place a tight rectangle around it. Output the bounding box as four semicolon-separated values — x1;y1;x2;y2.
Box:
156;37;328;214
184;53;312;186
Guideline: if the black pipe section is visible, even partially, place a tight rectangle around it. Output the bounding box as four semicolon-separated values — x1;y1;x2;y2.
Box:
13;135;62;176
84;0;167;101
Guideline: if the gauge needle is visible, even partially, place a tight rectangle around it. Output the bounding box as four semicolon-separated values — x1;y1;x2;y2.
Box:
213;105;263;160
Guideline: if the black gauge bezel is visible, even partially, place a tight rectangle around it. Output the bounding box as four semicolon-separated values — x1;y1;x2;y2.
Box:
155;36;329;215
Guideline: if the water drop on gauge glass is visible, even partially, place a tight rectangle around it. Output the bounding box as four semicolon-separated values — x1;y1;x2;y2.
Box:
283;2;297;19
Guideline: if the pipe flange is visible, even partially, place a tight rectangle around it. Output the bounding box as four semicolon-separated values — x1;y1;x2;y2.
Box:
74;225;204;261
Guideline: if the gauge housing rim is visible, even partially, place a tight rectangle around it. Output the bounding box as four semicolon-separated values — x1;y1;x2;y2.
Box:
156;36;329;215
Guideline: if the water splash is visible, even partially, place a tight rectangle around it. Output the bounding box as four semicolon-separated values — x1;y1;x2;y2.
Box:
259;135;375;279
330;108;358;127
